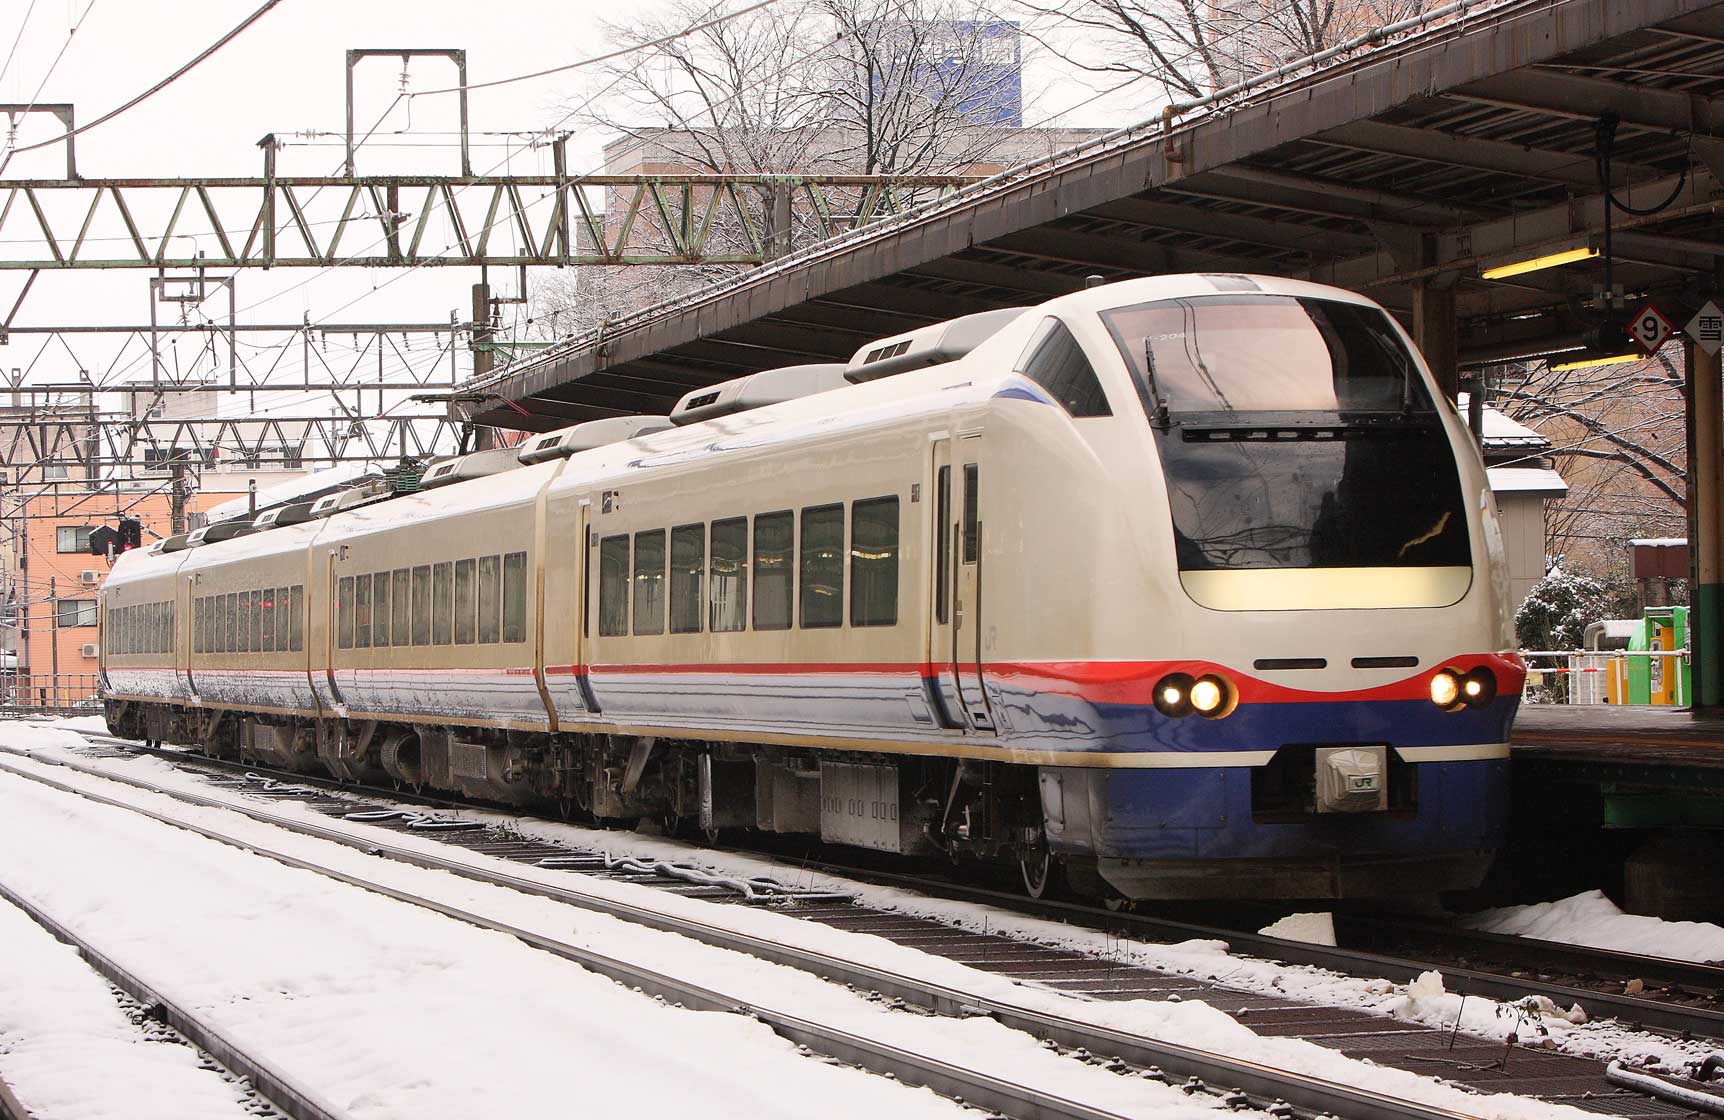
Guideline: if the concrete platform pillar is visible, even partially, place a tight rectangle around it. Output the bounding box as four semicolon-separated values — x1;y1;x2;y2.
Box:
1689;338;1724;712
1412;280;1459;400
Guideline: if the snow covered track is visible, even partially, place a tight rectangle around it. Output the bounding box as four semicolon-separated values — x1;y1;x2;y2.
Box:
0;879;345;1120
0;744;1486;1120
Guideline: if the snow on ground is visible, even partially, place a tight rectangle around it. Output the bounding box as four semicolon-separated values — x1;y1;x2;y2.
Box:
0;748;1252;1120
0;896;257;1120
0;727;1628;1119
1258;912;1337;946
1465;889;1724;965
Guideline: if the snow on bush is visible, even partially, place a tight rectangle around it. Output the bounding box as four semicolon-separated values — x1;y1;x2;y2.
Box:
1515;556;1611;653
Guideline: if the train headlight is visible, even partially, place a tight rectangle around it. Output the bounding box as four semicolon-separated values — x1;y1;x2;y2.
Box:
1429;669;1462;710
1461;667;1497;707
1154;673;1195;717
1190;675;1233;718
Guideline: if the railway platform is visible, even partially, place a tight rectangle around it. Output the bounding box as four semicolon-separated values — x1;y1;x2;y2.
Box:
1508;705;1724;919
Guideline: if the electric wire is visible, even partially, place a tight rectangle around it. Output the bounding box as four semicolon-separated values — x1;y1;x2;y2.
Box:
0;0;41;91
0;0;98;174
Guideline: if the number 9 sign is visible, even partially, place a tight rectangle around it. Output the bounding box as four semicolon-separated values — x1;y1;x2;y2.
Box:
1631;303;1673;355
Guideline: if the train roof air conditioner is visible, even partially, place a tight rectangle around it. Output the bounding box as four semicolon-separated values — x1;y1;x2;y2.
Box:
516;416;674;464
669;364;850;426
417;446;525;491
844;307;1029;383
186;520;257;547
253;500;317;531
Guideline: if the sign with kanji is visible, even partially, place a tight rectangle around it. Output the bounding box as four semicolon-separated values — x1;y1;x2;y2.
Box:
1687;301;1724;355
1629;303;1674;355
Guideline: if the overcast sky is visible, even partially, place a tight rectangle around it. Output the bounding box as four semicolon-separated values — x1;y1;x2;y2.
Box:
0;0;1145;430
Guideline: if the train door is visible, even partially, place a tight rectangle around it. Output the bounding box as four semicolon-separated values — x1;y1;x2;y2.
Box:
928;434;993;730
324;549;347;711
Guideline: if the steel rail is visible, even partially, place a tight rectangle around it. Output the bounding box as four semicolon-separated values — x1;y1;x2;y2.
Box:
790;858;1724;1042
76;734;1724;1038
0;878;347;1120
0;746;1473;1120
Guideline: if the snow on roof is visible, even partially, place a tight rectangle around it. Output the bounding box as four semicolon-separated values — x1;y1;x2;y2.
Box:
1457;395;1550;449
205;462;377;524
1487;466;1567;495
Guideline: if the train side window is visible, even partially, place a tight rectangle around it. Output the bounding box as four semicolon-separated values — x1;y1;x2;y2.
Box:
189;599;199;654
373;573;392;648
453;559;476;644
598;536;629;637
799;504;844;629
226;592;239;654
669;524;703;634
503;551;528;643
337;577;355;649
354;575;372;649
709;518;746;633
170;602;176;653
261;589;276;653
632;531;665;636
431;563;452;645
752;511;793;631
962;464;980;564
252;592;264;653
391;569;411;648
289;585;304;652
478;555;501;643
208;597;218;655
412;566;432;645
851;497;900;627
237;592;251;654
1015;317;1112;417
276;587;289;652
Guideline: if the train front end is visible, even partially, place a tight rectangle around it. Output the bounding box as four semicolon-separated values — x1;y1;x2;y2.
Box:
1035;277;1521;900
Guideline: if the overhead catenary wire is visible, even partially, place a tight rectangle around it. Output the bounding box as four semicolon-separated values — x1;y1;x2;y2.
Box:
0;0;97;173
0;0;41;92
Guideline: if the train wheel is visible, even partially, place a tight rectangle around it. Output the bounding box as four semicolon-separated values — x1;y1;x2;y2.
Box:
1019;846;1058;899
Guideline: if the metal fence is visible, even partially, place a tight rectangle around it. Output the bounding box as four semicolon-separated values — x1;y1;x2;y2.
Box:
1518;649;1689;705
1;673;102;713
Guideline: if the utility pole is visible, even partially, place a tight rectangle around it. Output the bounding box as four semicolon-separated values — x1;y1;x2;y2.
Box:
470;279;494;451
169;461;188;536
49;574;58;707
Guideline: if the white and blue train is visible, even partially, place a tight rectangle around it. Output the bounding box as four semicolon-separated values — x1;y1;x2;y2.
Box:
100;274;1524;900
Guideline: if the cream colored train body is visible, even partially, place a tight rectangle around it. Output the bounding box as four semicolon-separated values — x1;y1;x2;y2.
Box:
101;274;1523;900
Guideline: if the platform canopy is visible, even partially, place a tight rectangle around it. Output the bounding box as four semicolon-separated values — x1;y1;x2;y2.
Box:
458;0;1724;431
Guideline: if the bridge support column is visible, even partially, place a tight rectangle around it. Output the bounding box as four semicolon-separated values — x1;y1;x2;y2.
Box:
1412;280;1458;400
1689;338;1724;712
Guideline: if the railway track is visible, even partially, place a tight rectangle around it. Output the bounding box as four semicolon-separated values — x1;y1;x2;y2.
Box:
11;731;1724;1118
0;744;1476;1120
0;875;342;1120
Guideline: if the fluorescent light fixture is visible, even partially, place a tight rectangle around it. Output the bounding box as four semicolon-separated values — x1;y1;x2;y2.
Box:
1550;351;1641;372
1481;246;1599;281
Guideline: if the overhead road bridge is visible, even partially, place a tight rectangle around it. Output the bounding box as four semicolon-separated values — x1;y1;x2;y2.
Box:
459;0;1724;710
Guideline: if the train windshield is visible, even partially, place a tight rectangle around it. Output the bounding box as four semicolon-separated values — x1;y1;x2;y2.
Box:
1100;294;1470;573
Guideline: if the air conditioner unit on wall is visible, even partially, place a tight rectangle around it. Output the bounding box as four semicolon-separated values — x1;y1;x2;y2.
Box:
79;643;99;658
79;570;101;586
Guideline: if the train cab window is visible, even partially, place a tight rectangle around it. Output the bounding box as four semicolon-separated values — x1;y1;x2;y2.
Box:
503;552;528;643
709;518;746;633
1015;317;1112;417
598;536;629;637
752;511;793;631
962;464;980;564
431;563;452;645
290;585;304;652
799;504;844;629
338;577;355;649
631;532;665;636
453;560;475;644
851;497;900;627
391;569;411;648
354;576;372;649
412;566;432;645
373;574;392;648
669;524;703;634
478;555;502;644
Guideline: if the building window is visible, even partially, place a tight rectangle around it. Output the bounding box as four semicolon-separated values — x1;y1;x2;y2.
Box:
58;598;97;627
57;525;94;553
851;497;900;627
42;464;69;481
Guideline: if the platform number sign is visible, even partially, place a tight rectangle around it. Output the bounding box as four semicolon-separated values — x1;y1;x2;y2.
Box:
1630;303;1674;355
1687;301;1724;356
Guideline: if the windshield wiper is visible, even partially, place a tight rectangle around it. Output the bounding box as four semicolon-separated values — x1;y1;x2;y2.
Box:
1143;339;1171;429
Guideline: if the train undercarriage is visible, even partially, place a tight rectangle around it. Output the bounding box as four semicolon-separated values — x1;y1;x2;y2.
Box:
105;699;1075;898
